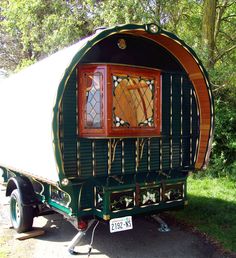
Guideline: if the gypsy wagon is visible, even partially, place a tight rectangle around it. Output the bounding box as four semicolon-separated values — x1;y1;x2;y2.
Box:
0;23;214;253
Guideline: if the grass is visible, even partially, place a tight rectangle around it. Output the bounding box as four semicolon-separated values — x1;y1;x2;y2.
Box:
172;176;236;253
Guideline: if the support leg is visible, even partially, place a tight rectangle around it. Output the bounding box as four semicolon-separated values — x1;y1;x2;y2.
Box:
151;214;170;232
68;219;96;255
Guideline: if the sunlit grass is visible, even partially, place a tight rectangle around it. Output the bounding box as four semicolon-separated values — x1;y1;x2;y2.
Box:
172;176;236;253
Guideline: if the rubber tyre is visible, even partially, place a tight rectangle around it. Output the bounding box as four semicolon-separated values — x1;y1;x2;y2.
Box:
10;189;34;233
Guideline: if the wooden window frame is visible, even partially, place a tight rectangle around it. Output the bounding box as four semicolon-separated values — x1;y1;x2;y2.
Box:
78;64;161;138
78;65;107;137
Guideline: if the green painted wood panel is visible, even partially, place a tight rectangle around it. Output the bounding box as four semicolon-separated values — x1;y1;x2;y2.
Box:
172;75;181;136
124;139;136;174
60;72;199;179
162;74;171;135
95;139;108;176
62;69;77;177
79;138;93;177
150;138;160;171
172;137;180;168
162;137;170;169
182;77;191;167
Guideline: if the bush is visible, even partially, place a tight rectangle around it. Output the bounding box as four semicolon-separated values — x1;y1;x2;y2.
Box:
205;91;236;179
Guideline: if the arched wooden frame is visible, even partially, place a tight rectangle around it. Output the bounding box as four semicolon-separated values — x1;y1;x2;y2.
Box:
122;30;213;169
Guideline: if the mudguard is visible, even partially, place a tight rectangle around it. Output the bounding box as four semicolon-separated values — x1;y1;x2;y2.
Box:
6;176;39;206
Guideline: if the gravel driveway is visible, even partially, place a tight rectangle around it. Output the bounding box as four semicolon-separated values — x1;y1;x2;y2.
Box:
0;183;229;258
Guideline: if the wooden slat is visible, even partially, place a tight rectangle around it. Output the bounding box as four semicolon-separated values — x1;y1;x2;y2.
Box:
15;229;45;240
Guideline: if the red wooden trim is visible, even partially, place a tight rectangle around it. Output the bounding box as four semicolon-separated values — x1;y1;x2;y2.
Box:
77;65;106;137
77;64;161;137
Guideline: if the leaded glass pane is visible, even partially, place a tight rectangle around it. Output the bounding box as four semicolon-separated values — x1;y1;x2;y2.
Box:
113;74;155;128
85;73;102;128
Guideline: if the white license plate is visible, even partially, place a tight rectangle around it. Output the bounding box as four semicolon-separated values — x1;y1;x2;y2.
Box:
109;216;133;233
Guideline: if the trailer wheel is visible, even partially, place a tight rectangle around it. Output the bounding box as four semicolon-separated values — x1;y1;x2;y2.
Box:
10;189;34;233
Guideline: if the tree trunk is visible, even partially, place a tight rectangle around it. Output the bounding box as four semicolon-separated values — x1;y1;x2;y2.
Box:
202;0;217;69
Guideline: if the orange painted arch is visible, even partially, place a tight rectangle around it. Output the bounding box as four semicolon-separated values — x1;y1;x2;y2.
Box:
122;29;214;169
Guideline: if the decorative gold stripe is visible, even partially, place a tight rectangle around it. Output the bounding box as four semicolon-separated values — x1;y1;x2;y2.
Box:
170;138;173;169
111;189;134;194
160;138;163;170
94;186;96;208
122;140;125;174
112;207;134;213
108;140;111;175
77;141;80;176
180;76;183;166
160;187;163;201
135;138;138;172
165;199;183;204
148;138;151;171
140;203;160;208
108;138;122;173
92;140;95;176
82;208;93;211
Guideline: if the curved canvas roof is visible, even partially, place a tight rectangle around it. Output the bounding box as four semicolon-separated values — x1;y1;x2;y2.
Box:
0;24;214;184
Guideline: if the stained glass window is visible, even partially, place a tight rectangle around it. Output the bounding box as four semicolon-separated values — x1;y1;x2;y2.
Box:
85;72;102;128
112;74;155;128
78;64;160;137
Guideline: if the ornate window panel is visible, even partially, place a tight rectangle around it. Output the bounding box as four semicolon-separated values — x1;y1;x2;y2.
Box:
78;64;161;137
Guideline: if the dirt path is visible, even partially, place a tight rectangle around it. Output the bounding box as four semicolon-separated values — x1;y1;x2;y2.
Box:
0;183;229;258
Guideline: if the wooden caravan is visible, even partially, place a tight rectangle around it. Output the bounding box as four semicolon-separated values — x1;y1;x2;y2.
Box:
0;24;214;252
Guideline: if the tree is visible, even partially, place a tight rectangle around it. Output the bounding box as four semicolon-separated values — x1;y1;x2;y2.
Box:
201;0;236;84
202;0;217;68
201;0;236;177
0;0;92;71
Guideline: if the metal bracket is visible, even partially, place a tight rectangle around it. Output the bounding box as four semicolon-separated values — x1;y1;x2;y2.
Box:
68;219;96;255
151;214;171;232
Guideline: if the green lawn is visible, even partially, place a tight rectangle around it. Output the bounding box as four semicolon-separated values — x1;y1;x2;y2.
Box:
172;176;236;253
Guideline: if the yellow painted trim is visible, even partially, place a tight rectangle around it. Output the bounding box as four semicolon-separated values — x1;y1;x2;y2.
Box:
103;214;110;220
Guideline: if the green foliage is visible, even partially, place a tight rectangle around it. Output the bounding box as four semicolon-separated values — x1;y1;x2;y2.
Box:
0;0;92;71
205;94;236;179
86;0;145;26
172;177;236;252
85;0;203;34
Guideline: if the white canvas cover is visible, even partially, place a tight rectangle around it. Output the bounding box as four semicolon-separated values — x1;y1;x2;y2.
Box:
0;36;93;183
